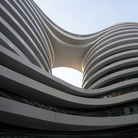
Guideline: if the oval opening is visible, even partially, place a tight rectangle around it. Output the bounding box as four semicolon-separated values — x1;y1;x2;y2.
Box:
52;67;83;88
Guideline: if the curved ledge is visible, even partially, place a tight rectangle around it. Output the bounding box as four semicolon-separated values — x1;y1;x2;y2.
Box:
0;97;137;131
1;0;138;132
1;65;138;109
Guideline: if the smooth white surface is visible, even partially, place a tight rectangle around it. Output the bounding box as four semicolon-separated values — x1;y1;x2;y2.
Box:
34;0;138;87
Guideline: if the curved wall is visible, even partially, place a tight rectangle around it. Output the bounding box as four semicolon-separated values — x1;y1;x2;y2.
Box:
82;23;138;89
0;0;138;134
1;0;54;72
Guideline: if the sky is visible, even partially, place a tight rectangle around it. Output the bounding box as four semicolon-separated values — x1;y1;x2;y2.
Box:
34;0;138;87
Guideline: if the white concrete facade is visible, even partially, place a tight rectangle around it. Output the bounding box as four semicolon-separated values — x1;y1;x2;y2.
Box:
0;0;138;133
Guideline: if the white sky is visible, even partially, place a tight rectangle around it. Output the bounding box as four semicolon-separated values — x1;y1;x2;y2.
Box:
34;0;138;87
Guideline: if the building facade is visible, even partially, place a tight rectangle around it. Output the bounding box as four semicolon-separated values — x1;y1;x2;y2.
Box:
0;0;138;137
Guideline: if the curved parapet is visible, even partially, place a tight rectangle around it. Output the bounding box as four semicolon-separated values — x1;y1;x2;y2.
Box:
0;0;138;135
0;97;137;131
1;0;54;72
82;23;138;89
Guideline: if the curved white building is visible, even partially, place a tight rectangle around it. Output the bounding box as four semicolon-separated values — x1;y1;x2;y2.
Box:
0;0;138;137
